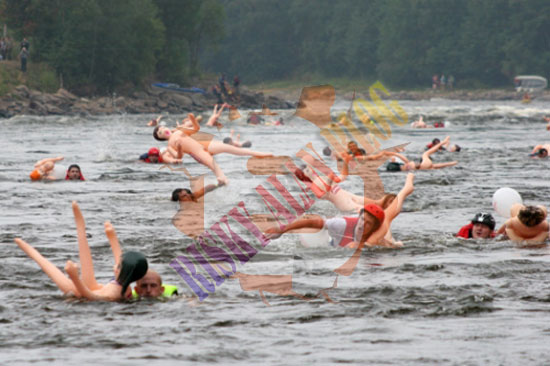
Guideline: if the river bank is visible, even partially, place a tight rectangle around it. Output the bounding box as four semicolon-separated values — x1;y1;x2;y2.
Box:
0;83;294;119
256;85;550;104
1;81;548;119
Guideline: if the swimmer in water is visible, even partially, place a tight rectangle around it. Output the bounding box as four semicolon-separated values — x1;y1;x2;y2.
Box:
223;129;252;148
14;202;148;301
386;136;458;171
171;180;221;237
139;147;164;163
157;114;272;158
496;204;549;245
29;156;64;181
133;270;178;298
529;144;550;158
66;164;85;180
153;119;228;185
544;116;550;130
147;115;164;127
456;212;496;239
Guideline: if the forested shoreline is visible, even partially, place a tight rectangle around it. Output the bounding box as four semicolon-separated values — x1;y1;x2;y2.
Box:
1;0;549;96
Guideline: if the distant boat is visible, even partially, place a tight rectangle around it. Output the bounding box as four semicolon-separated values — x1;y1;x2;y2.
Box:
514;75;547;92
151;83;207;95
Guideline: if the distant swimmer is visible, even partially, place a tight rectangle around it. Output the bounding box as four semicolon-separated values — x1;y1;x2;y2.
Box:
14;202;148;301
139;147;164;163
347;141;366;157
223;129;252;148
171;181;221;238
411;116;444;128
147;115;164;127
456;212;496;239
65;164;85;180
544;116;550;130
497;204;548;245
386;136;458;171
30;156;84;181
133;270;178;299
529;144;550;158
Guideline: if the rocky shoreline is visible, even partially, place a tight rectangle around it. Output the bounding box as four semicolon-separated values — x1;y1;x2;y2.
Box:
1;84;548;119
0;85;295;119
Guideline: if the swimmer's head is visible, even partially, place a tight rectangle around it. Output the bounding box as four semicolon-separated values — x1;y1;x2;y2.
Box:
323;147;332;156
432;138;441;145
135;270;164;298
223;137;233;144
241;141;252;148
356;204;385;242
171;188;193;202
117;251;148;297
450;144;461;152
471;212;496;231
153;126;171;141
537;148;548;158
66;164;84;181
518;206;546;227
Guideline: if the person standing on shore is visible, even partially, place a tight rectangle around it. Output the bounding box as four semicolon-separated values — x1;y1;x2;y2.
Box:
20;37;30;51
19;47;29;72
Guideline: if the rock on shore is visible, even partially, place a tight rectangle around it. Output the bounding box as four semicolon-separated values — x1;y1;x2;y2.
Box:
0;85;295;118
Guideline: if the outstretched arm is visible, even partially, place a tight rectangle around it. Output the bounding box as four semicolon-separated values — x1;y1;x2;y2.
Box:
192;183;220;200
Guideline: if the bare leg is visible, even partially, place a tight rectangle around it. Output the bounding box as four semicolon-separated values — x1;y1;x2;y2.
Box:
207;141;272;157
72;202;100;290
104;222;122;267
326;190;363;212
186;146;228;185
430;161;458;169
14;238;78;295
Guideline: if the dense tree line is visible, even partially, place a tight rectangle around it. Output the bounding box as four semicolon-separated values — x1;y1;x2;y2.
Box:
0;0;224;93
2;0;549;91
202;0;550;88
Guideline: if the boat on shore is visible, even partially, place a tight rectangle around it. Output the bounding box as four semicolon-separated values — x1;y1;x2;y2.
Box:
514;75;547;92
151;82;207;95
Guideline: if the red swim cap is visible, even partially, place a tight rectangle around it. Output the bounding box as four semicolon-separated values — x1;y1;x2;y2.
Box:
148;147;160;156
363;203;385;222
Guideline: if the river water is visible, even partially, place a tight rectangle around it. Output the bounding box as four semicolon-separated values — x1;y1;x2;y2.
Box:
2;98;550;365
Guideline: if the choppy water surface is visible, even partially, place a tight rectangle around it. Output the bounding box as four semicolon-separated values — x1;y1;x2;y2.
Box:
2;98;550;365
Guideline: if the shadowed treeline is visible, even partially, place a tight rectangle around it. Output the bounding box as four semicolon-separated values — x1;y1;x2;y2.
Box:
201;0;550;88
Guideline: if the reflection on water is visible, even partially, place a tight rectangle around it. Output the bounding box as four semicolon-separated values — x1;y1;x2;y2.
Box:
2;99;550;365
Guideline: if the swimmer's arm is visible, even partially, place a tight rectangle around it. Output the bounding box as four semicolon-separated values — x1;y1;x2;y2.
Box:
265;218;325;239
192;183;219;200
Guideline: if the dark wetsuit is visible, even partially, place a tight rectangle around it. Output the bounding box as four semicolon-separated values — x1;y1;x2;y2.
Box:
386;162;403;172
